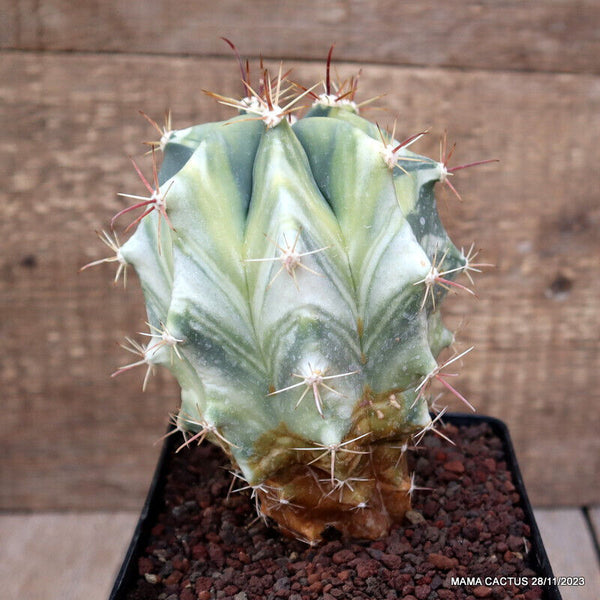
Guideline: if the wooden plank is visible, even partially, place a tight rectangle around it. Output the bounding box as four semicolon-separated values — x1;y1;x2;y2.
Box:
0;512;139;600
3;1;600;74
533;508;600;600
1;51;599;510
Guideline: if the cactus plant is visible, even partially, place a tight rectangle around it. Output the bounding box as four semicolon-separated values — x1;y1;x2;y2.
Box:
86;48;495;543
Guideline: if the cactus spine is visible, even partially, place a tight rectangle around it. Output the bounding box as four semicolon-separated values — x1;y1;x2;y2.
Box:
87;49;494;542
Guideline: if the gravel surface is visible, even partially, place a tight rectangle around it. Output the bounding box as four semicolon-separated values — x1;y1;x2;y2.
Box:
125;422;545;600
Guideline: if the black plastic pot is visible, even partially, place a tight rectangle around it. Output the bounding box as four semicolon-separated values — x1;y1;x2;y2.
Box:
109;414;562;600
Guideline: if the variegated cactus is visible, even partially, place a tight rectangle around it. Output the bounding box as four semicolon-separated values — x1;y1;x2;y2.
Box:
85;48;494;542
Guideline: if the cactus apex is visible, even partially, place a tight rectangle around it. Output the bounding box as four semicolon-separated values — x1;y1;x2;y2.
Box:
204;63;317;129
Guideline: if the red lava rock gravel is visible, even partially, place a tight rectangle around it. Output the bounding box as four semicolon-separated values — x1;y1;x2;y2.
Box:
123;422;545;600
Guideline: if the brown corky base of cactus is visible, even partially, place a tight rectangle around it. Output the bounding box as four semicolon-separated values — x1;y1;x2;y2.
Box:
257;448;412;542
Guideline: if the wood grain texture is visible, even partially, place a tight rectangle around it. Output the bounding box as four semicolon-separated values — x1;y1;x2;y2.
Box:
0;512;139;600
534;508;600;600
2;1;600;74
1;50;599;510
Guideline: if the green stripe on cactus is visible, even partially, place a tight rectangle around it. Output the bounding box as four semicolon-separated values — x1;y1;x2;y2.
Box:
307;108;466;278
394;163;465;272
292;117;441;393
428;310;455;357
365;305;438;394
159;121;232;182
162;117;269;378
264;307;363;439
244;122;362;411
166;120;227;152
304;105;377;138
159;143;194;183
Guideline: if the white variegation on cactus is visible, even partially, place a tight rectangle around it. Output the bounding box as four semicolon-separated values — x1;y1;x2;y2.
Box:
86;49;495;542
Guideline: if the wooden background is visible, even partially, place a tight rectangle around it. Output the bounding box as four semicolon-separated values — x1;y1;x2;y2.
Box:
2;1;599;512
